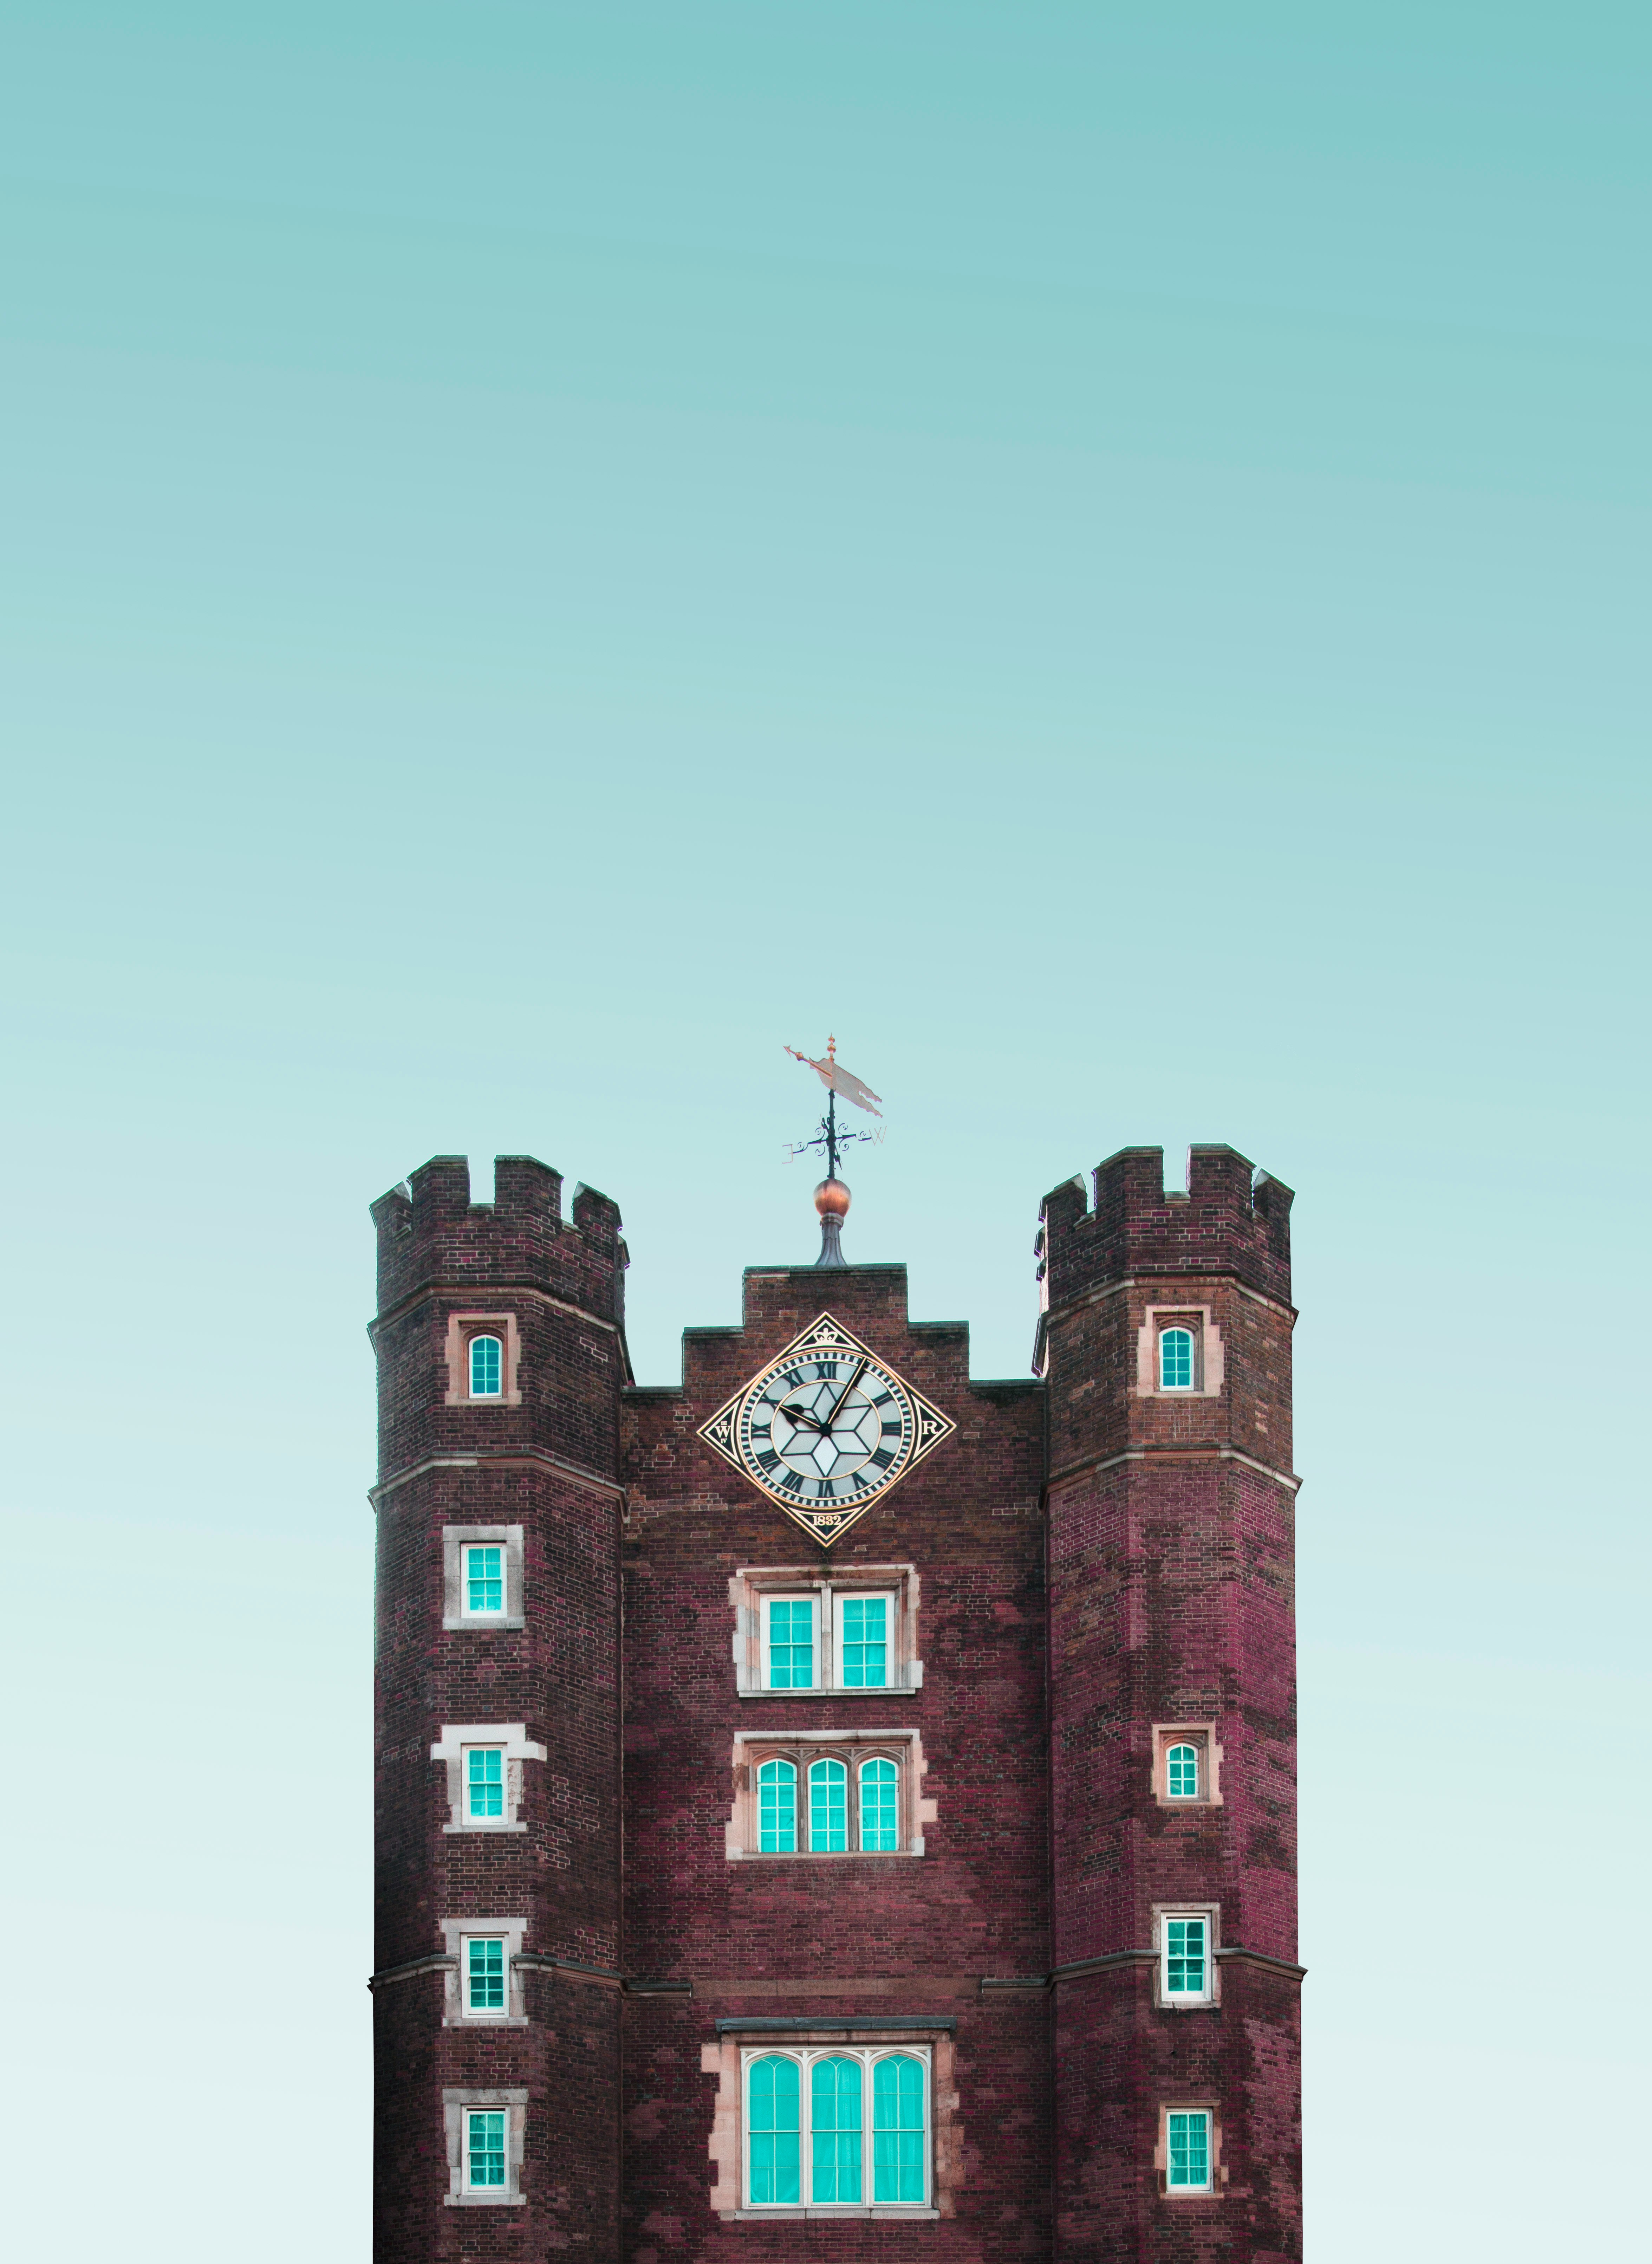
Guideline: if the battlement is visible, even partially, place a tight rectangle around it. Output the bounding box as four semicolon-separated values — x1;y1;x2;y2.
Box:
370;1153;627;1325
1039;1144;1292;1309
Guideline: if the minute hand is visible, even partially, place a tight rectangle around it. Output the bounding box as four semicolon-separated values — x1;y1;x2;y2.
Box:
819;1355;869;1433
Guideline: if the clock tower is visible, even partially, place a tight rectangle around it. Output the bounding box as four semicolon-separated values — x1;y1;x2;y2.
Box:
368;1143;1302;2260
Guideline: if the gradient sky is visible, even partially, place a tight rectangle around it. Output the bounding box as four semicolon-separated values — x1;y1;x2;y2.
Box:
2;8;1646;2258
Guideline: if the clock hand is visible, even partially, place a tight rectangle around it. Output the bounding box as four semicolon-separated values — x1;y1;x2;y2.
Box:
818;1356;869;1434
777;1399;829;1434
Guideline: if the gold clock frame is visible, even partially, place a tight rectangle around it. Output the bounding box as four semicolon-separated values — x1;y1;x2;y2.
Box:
697;1311;956;1547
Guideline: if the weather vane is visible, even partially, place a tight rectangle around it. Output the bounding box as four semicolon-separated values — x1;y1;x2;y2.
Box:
783;1035;884;1268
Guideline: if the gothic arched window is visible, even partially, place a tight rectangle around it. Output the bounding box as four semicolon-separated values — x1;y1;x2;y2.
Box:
468;1333;503;1398
758;1759;797;1852
1166;1742;1199;1799
808;1757;847;1850
1159;1326;1195;1390
859;1757;898;1850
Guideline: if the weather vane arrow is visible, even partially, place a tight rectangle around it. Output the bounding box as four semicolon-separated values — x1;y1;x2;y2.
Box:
782;1035;884;1267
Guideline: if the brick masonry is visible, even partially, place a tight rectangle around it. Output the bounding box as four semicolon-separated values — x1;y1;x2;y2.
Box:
371;1146;1301;2260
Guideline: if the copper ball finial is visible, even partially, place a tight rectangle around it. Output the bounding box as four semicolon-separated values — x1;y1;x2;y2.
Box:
814;1177;851;1219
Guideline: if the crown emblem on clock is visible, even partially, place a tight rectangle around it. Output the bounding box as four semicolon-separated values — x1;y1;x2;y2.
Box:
698;1312;956;1546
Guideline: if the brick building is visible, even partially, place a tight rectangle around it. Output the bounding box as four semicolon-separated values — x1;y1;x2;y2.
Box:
369;1144;1302;2261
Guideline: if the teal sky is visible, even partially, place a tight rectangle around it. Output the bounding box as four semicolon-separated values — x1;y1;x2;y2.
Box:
2;9;1646;2258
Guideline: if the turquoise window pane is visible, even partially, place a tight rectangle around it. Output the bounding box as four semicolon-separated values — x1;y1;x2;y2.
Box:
1168;2110;1210;2188
840;1596;887;1688
859;1758;899;1851
872;2055;925;2202
467;2110;506;2188
1166;1918;1206;1995
1160;1328;1194;1389
466;1545;504;1614
758;1759;796;1852
1167;1743;1199;1799
811;2057;863;2202
469;1335;502;1396
809;1758;847;1851
767;1600;814;1689
749;2056;801;2204
467;1747;504;1818
467;1937;506;2011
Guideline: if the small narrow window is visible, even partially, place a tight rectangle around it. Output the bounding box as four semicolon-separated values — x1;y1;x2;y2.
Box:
468;1334;503;1399
1167;1742;1199;1799
872;2054;926;2203
1159;1326;1195;1390
809;1757;847;1851
764;1598;815;1689
839;1595;888;1687
749;2055;801;2205
1164;1917;1208;1999
466;1937;506;2013
466;1747;504;1821
811;2057;863;2203
465;1545;505;1616
465;2109;507;2191
1167;2108;1212;2192
859;1757;899;1851
758;1759;797;1852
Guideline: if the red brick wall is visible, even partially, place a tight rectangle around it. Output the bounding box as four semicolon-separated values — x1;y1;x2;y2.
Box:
372;1157;625;2262
1042;1147;1301;2262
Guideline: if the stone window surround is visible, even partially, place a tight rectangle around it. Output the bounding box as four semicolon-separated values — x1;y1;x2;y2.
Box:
731;1563;923;1695
443;2087;528;2207
703;2026;959;2221
442;1524;526;1631
1151;1903;1222;2011
1154;2098;1227;2199
441;1916;530;2026
727;1729;934;1859
1135;1305;1225;1399
443;1310;523;1407
1151;1722;1224;1808
431;1723;546;1834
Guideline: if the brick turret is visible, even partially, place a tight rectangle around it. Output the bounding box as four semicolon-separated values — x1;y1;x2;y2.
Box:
1041;1146;1301;2261
370;1155;628;2262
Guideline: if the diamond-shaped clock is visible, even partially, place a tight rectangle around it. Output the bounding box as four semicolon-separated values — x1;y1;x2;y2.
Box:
697;1312;956;1546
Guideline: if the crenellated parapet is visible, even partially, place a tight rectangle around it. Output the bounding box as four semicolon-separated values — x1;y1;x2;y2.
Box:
371;1153;627;1326
1039;1143;1292;1315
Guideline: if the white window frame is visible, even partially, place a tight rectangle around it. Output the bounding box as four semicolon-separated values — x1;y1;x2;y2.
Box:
468;1332;505;1399
832;1589;897;1692
443;1524;525;1630
440;1916;529;2025
431;1722;546;1834
739;2044;933;2215
1154;1904;1220;2008
1158;1324;1197;1391
1162;2104;1217;2196
761;1592;821;1691
443;2087;527;2208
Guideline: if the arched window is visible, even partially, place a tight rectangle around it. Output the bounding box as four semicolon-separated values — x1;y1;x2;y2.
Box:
859;1757;898;1851
469;1333;503;1398
872;2054;926;2203
748;2056;801;2205
758;1759;796;1852
1166;1742;1199;1799
811;2057;863;2202
1159;1326;1195;1391
808;1757;847;1851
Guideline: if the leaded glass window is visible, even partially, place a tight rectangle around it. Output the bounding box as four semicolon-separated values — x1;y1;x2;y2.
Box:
809;1757;847;1851
1167;1741;1199;1799
758;1759;797;1851
467;1747;504;1820
748;2055;801;2205
1159;1326;1195;1390
1165;1917;1207;1998
469;1333;503;1397
466;2109;506;2189
811;2057;863;2203
465;1544;504;1615
1167;2108;1211;2190
765;1598;815;1689
873;2054;926;2203
839;1595;888;1687
859;1757;898;1850
466;1937;505;2012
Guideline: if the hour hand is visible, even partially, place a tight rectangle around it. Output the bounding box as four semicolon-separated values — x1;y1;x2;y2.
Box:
778;1399;827;1433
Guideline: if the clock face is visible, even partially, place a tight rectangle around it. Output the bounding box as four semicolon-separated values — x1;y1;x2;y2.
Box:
698;1312;956;1545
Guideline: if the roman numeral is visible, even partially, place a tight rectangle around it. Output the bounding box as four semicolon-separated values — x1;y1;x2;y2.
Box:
881;1421;903;1439
755;1448;780;1472
869;1447;895;1469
